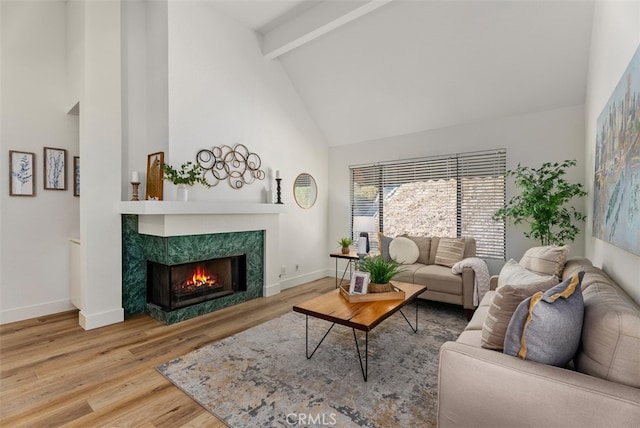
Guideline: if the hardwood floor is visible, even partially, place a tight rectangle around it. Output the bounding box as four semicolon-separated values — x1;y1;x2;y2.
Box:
0;277;335;427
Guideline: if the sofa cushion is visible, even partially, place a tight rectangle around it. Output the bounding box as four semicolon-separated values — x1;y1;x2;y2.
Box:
464;291;495;332
392;263;422;283
504;272;584;367
466;303;490;331
574;281;640;388
519;245;569;277
412;264;463;294
435;237;466;267
406;236;431;264
456;330;483;347
578;267;616;292
481;260;559;351
561;257;593;281
389;237;420;264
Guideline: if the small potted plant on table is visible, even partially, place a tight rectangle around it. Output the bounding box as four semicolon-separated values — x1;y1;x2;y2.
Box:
337;237;353;254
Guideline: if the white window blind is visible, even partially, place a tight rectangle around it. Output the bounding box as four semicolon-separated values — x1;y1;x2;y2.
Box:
350;149;506;259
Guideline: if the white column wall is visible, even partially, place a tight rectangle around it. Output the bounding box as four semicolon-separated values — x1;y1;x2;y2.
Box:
121;0;147;200
585;1;640;304
66;0;84;111
78;0;123;329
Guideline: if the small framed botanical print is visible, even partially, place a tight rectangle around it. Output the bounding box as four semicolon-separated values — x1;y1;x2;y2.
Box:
43;147;67;190
9;150;36;196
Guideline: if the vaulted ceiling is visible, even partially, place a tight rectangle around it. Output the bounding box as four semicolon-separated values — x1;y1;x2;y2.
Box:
212;0;595;146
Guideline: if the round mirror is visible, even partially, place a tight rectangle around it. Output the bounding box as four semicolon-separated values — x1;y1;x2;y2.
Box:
293;173;317;209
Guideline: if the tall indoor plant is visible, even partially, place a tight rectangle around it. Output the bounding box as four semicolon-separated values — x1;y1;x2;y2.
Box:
493;159;587;246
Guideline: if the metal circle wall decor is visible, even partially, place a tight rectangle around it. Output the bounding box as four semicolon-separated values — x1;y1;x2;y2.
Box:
293;173;317;209
196;144;265;189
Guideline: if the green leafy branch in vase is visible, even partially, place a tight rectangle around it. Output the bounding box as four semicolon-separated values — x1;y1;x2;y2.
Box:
162;161;211;187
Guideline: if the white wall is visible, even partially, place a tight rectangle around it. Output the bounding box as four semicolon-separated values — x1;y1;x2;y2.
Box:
585;1;640;304
328;105;587;275
124;2;330;290
1;0;329;327
122;0;169;201
1;0;124;328
122;0;147;199
0;1;79;323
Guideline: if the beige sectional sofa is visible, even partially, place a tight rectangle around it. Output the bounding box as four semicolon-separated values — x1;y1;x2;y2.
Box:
377;233;477;312
438;256;640;427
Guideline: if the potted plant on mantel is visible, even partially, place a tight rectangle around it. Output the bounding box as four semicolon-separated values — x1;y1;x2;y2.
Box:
492;159;587;246
162;161;211;201
359;255;403;293
337;237;353;254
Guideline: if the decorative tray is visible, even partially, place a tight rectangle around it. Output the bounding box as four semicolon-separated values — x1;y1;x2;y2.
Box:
339;283;405;302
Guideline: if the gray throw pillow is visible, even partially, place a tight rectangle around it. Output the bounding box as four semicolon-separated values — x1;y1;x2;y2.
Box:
504;271;585;367
379;234;393;261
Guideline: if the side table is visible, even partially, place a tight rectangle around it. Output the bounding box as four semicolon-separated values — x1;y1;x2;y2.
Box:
329;251;360;288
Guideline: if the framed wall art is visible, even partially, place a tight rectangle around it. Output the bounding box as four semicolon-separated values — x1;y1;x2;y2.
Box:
146;151;164;200
593;45;640;255
43;147;67;190
73;156;80;196
9;150;35;196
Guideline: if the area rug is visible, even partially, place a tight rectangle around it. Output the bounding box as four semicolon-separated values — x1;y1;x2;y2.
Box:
156;301;467;428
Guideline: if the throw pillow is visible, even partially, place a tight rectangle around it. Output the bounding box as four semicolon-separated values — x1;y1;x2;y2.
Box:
519;245;569;278
389;237;420;264
377;233;393;261
434;237;465;268
504;272;585;367
481;259;559;351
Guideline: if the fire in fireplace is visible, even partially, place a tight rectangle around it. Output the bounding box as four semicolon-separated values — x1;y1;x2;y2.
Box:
147;254;247;311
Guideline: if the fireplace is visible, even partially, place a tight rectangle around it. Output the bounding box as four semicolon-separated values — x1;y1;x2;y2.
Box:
147;255;247;311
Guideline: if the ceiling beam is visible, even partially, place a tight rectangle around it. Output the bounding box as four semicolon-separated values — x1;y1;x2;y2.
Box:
262;0;394;60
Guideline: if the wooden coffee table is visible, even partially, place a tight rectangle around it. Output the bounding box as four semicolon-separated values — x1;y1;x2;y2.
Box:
292;281;427;381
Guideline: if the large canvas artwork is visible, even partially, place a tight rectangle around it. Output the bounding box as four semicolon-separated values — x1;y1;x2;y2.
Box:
593;45;640;255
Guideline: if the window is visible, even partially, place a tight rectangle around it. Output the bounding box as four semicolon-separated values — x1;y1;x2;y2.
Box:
350;149;506;259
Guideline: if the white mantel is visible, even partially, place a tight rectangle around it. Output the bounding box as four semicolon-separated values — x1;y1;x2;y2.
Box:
120;201;285;297
120;201;286;216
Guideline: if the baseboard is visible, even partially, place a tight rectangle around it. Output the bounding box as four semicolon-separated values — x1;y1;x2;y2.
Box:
264;281;281;297
279;269;329;290
79;307;124;330
0;299;76;324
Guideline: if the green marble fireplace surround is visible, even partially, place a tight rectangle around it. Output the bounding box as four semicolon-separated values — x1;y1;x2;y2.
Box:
122;214;264;324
